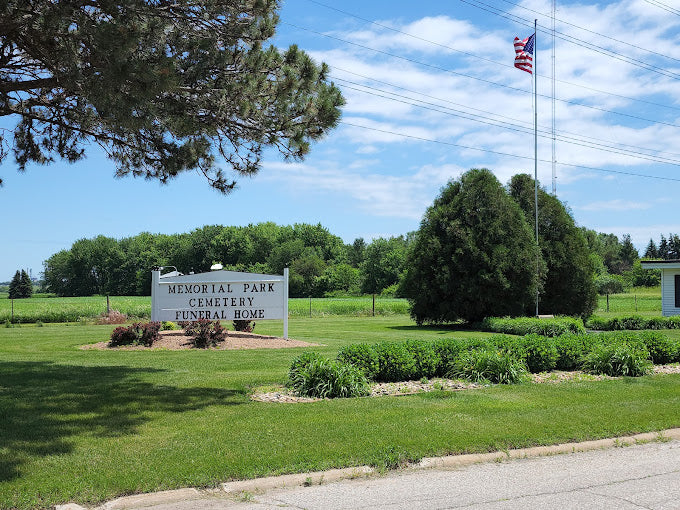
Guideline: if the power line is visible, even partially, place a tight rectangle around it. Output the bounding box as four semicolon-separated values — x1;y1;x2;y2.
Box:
303;0;680;114
335;76;680;167
283;20;680;128
643;0;680;16
339;121;680;183
460;0;680;81
499;0;680;65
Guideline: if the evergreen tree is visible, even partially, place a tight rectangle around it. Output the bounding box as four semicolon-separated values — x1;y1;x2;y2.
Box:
659;235;669;259
644;239;659;259
0;0;344;191
19;270;33;298
403;169;543;324
508;174;597;317
619;234;639;272
8;270;21;299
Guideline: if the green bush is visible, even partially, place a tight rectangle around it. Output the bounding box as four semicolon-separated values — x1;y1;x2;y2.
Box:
287;354;370;399
513;334;558;373
554;334;591;370
336;344;379;379
404;339;439;379
481;316;585;337
638;331;678;364
447;349;527;384
161;321;179;331
580;342;653;377
586;315;680;331
432;338;492;376
373;342;416;382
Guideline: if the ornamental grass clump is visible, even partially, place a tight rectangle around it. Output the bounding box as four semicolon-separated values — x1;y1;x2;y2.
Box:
580;342;652;377
447;349;528;384
181;319;226;348
481;316;585;337
431;337;492;376
287;352;370;399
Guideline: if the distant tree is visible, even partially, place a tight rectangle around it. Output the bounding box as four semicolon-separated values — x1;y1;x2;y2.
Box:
669;234;680;259
659;235;669;259
8;270;21;299
644;239;659;259
625;260;660;288
19;270;33;298
360;237;408;295
619;234;639;273
508;174;597;317
347;238;366;267
0;0;344;190
402;168;542;324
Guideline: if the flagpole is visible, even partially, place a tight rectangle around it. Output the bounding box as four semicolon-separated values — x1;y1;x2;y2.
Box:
534;18;539;318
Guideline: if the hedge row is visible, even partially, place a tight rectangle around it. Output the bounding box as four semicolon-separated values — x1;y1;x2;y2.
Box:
288;331;678;398
586;315;680;331
480;316;586;336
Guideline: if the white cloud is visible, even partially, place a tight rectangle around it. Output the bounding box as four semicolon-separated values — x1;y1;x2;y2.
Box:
579;199;652;212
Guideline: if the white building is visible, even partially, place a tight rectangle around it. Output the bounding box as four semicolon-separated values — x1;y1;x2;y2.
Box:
640;260;680;316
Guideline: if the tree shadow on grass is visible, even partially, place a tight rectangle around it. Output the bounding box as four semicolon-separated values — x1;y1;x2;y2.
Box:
387;323;477;334
0;361;243;482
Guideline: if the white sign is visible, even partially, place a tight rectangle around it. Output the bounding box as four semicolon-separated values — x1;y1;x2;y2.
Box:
151;268;289;338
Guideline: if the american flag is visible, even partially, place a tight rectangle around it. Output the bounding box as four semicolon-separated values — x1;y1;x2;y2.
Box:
514;33;535;74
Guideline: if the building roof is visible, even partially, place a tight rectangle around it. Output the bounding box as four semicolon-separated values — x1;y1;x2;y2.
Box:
640;260;680;269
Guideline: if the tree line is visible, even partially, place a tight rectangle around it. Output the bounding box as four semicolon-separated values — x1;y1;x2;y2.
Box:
41;170;660;315
42;223;409;299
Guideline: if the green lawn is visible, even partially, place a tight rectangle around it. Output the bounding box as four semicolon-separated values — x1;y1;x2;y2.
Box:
1;316;680;509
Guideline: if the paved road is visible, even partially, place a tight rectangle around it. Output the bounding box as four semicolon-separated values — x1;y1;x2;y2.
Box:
96;438;680;510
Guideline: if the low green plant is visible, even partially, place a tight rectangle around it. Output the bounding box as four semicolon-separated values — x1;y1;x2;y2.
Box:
447;349;528;384
404;339;438;379
373;342;416;382
35;321;44;327
515;334;558;373
481;316;585;337
336;343;379;379
431;337;491;376
637;331;679;364
554;334;591;370
233;320;256;332
161;321;179;331
286;354;370;399
4;319;13;328
586;315;680;331
580;342;653;377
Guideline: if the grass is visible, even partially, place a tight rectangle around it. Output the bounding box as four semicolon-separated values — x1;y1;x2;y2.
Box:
1;317;680;509
0;296;409;323
594;286;661;317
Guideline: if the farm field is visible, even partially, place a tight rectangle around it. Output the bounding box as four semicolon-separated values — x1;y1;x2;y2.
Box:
1;317;680;509
0;295;410;323
0;287;664;324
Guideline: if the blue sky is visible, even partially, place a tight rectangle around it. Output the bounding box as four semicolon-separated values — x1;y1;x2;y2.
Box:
3;0;680;281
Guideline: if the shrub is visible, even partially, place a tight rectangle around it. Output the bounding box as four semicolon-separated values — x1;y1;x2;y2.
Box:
554;334;591;370
432;338;492;376
580;342;652;377
233;320;255;332
499;334;558;373
108;322;160;347
161;321;179;331
481;316;585;337
336;344;379;379
181;319;227;348
404;339;439;379
287;353;370;398
373;342;416;382
638;331;678;364
586;315;680;331
447;349;527;384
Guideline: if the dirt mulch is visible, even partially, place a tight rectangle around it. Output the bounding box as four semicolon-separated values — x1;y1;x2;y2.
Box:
82;329;320;351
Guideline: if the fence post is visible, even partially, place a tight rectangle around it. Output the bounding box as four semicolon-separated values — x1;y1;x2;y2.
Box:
11;298;14;323
606;294;609;313
106;295;111;315
372;294;375;317
309;296;312;318
635;294;637;313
